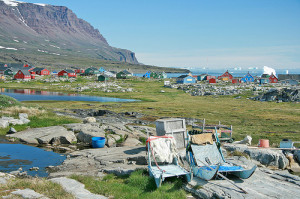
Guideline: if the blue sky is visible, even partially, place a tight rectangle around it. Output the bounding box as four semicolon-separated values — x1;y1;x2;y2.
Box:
24;0;300;70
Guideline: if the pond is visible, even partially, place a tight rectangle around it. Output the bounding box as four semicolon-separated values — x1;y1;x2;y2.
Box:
0;88;137;102
0;138;65;177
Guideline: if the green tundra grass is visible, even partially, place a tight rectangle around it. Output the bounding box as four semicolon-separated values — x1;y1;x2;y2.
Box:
71;170;189;199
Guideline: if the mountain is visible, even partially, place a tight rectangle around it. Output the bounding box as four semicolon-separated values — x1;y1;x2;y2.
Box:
0;0;139;67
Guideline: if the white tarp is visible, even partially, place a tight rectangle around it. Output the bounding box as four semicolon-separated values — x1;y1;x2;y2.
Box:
149;136;178;163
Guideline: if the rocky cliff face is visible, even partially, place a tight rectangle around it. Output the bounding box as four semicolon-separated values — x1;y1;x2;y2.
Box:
0;0;138;64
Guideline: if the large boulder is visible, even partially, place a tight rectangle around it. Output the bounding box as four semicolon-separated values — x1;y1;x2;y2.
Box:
102;123;131;137
64;123;106;145
294;150;300;164
64;123;101;133
1;116;30;126
122;137;142;147
83;117;97;123
224;144;289;169
0;119;9;128
106;135;118;147
19;113;30;124
77;130;105;145
6;126;76;145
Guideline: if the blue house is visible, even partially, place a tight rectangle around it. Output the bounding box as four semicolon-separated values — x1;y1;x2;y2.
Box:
99;67;106;73
241;72;254;83
176;75;196;84
197;74;208;81
260;74;270;84
143;71;152;78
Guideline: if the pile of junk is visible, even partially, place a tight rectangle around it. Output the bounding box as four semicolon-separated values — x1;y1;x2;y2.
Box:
146;118;256;193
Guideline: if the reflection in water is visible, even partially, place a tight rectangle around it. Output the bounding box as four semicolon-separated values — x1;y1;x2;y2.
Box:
0;88;137;102
0;159;32;168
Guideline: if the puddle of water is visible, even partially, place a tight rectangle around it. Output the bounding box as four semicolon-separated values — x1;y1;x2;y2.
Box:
0;143;65;177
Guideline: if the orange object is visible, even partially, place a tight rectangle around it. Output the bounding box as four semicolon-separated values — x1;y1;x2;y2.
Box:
258;139;269;148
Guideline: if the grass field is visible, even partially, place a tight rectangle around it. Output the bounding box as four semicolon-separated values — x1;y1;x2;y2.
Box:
1;78;299;146
71;170;189;199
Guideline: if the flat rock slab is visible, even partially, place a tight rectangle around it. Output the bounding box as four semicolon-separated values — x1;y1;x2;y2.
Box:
50;177;107;199
6;126;76;144
11;188;49;199
50;146;147;177
184;168;300;199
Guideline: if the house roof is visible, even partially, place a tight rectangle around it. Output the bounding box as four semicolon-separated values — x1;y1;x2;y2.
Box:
18;69;31;76
243;72;253;78
177;75;189;78
64;69;75;73
0;66;11;71
219;70;233;77
122;70;132;75
87;67;98;71
261;74;270;78
31;67;45;72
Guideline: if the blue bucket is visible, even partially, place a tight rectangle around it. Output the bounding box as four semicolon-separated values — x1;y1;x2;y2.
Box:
92;137;106;148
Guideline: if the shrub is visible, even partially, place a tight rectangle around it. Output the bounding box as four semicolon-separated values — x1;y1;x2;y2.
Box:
0;95;20;108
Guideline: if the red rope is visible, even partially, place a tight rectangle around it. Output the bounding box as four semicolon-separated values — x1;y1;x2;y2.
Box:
146;135;174;146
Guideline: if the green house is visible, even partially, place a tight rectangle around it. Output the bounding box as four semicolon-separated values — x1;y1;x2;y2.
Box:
4;68;13;76
84;67;99;76
116;71;127;79
98;75;109;82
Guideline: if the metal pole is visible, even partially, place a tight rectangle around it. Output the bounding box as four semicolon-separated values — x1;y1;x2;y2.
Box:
199;159;248;194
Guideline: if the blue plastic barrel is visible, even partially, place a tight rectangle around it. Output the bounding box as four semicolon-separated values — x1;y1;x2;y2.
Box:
92;137;106;148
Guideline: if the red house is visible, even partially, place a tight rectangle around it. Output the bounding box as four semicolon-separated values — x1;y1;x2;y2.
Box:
75;68;85;74
218;70;233;81
232;79;240;84
31;68;50;76
14;70;34;80
58;69;77;78
209;78;216;84
269;73;278;83
205;75;216;80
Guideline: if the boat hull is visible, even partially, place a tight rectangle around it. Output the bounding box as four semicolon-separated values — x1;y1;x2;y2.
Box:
192;165;219;180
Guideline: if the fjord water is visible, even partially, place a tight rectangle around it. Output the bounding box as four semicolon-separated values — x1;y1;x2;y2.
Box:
134;68;300;78
0;138;65;177
0;88;137;102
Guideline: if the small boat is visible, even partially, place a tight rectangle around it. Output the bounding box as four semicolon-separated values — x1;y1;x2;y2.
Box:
147;135;192;187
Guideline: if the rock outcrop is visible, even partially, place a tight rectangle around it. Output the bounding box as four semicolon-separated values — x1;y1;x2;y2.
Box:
255;88;300;102
0;113;30;128
223;144;289;169
6;126;77;145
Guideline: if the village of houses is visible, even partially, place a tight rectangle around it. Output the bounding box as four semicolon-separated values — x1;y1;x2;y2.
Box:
0;63;299;102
